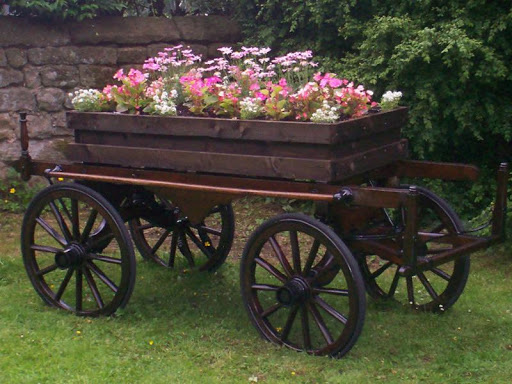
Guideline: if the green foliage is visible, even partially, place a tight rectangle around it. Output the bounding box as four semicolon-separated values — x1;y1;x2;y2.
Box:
0;168;44;213
9;0;125;21
238;0;512;218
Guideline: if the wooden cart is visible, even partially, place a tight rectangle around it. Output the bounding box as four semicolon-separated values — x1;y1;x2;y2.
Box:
12;110;508;358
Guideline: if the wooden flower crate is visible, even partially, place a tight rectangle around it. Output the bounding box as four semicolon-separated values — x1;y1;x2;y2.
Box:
65;107;408;183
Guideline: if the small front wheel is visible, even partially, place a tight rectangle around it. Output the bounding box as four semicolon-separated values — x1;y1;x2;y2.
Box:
21;183;136;316
240;213;366;358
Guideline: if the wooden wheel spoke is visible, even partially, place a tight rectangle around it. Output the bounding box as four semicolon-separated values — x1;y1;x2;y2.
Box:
312;287;349;296
308;302;334;344
87;261;118;293
301;305;312;351
36;217;67;247
417;272;440;302
75;268;83;311
289;230;301;273
84;267;104;309
388;267;401;297
251;284;280;291
198;225;222;237
36;263;59;276
371;261;393;279
314;296;347;324
168;231;178;268
280;305;299;341
31;244;62;254
302;239;320;277
87;232;115;250
269;236;294;277
49;201;73;242
55;268;74;301
88;254;122;265
430;267;451;281
71;199;80;240
178;232;195;267
151;229;171;255
57;198;73;222
406;276;415;305
136;222;155;231
185;227;214;258
255;257;287;283
81;209;98;242
425;247;453;255
261;303;283;318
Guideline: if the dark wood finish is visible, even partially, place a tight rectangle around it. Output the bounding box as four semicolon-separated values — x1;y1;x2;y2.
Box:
492;163;509;236
66;108;409;182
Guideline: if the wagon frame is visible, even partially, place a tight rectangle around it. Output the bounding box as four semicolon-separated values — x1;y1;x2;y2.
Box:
12;111;509;358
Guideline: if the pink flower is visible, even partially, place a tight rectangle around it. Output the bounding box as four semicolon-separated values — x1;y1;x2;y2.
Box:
113;69;124;81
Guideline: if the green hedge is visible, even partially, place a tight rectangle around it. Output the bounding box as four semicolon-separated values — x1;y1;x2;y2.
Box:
238;0;512;217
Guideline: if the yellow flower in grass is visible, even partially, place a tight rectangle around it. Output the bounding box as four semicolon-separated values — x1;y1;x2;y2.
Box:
58;177;64;182
9;187;16;194
149;340;154;346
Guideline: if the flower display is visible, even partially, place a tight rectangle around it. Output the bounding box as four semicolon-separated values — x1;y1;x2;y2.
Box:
70;45;401;122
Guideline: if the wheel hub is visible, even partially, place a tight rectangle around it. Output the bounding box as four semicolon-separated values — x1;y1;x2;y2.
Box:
55;243;87;269
276;277;310;306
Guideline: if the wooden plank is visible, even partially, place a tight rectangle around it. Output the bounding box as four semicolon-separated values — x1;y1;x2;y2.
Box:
65;143;336;181
333;140;409;180
75;128;401;160
67;107;408;145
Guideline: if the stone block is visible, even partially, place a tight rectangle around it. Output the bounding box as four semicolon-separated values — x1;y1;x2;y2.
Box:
23;66;42;89
51;112;72;136
0;140;19;162
0;17;70;47
0;49;8;67
0;113;16;141
26;113;54;139
78;47;117;65
117;47;148;65
173;16;241;43
36;88;66;112
79;65;116;88
28;47;79;66
40;66;79;88
5;48;27;68
0;69;24;88
70;17;180;45
0;88;36;112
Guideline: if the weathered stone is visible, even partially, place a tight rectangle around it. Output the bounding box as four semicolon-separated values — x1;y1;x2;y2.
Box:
0;88;36;112
51;112;73;136
0;69;24;88
40;66;79;88
79;65;116;88
70;17;180;45
0;113;16;141
28;47;79;66
5;48;27;68
36;88;66;112
30;139;70;162
117;47;148;65
0;49;7;67
0;17;70;47
26;113;54;139
78;47;117;65
23;66;42;89
173;16;240;43
0;140;19;162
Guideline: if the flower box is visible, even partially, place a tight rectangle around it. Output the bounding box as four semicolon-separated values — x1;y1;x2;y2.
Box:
65;107;408;183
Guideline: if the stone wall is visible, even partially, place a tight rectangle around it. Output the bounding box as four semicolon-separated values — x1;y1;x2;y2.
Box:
0;16;240;177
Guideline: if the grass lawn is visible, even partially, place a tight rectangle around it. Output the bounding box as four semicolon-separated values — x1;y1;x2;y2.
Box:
0;199;511;384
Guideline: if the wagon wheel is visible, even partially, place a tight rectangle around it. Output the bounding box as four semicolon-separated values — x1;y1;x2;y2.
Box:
353;186;470;312
129;194;234;272
240;213;366;357
21;183;136;316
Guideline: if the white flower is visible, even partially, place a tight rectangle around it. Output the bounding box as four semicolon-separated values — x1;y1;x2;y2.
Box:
310;101;340;123
240;97;263;120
